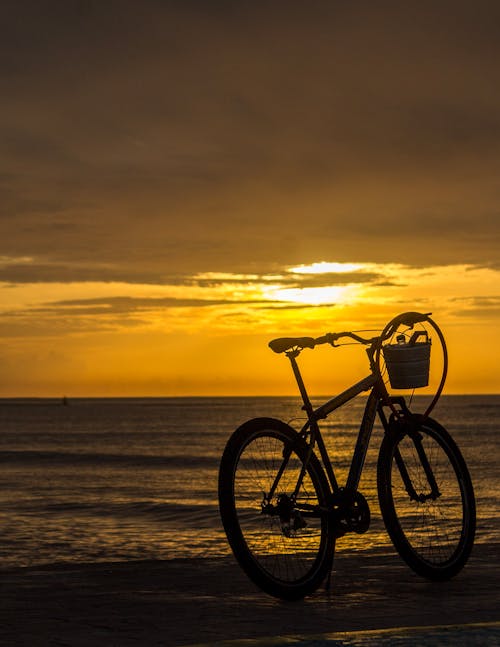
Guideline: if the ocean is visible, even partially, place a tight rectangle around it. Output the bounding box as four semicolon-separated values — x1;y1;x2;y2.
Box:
0;395;498;568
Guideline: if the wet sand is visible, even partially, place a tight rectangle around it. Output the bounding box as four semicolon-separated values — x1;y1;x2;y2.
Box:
1;543;498;646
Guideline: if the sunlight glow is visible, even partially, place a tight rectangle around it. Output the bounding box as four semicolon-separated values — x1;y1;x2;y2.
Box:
0;255;34;265
265;285;358;306
289;262;365;274
1;260;499;395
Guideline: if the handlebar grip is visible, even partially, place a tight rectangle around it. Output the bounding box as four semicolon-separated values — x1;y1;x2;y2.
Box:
314;333;337;345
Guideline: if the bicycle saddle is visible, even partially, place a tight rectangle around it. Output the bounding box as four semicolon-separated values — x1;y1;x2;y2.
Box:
268;337;316;353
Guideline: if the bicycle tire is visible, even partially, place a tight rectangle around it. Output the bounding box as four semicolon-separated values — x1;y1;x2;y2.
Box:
219;417;335;599
377;414;475;580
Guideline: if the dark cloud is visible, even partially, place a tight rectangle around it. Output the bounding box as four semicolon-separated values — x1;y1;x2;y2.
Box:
451;295;500;317
256;303;335;311
36;295;269;313
0;257;391;288
0;293;271;337
194;271;383;289
0;260;164;285
1;1;499;274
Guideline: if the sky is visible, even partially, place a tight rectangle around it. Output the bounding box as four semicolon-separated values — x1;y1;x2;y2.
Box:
1;1;499;396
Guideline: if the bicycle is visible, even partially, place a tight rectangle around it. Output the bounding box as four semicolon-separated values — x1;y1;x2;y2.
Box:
218;312;476;599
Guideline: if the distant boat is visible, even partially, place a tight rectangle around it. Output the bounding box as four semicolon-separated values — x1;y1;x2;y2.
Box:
62;396;69;406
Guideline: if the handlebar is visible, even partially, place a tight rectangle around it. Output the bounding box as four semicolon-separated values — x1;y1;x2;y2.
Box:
268;331;378;354
268;312;433;355
268;311;445;419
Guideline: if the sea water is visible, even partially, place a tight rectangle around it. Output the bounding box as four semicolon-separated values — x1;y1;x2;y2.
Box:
0;395;498;568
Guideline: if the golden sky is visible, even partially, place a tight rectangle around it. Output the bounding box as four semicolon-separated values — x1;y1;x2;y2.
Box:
1;2;499;396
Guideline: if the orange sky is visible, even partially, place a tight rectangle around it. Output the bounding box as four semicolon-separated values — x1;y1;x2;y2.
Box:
1;2;499;396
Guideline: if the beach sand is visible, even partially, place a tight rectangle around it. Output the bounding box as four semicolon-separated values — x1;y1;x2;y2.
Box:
1;543;499;646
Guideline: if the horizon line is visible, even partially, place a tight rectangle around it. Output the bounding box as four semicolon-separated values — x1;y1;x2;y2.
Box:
1;393;499;400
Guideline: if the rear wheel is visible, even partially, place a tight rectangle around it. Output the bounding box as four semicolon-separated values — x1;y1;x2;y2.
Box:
377;414;475;579
219;418;335;599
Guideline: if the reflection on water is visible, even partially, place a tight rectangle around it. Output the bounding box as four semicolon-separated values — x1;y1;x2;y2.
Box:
0;395;497;567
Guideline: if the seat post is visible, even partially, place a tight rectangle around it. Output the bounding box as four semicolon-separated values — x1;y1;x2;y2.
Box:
286;351;315;418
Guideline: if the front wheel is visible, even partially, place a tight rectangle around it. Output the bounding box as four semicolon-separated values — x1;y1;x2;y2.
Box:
218;418;335;599
377;414;476;580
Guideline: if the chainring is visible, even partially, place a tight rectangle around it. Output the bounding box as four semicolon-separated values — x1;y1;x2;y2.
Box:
328;488;371;537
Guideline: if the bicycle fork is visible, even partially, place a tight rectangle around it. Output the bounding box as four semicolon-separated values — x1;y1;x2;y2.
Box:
380;400;441;502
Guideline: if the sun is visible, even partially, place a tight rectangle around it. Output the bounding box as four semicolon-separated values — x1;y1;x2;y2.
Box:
260;262;364;306
264;285;359;306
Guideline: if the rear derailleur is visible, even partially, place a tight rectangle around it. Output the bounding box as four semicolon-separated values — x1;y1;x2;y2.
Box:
261;493;307;538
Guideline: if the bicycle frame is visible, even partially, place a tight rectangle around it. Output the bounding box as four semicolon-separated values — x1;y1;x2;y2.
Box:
282;347;441;515
285;349;387;500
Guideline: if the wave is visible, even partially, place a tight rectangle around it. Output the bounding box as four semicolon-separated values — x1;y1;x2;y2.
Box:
0;450;218;469
4;498;221;527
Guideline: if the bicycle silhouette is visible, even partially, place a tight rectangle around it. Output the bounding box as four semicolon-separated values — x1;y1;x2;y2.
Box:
219;312;476;599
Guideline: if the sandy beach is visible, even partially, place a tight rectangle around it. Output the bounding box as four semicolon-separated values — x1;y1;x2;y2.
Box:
1;543;499;646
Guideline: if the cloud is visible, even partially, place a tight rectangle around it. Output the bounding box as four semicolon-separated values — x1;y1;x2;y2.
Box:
0;259;166;285
41;295;268;313
451;296;500;318
0;256;384;287
193;270;383;289
0;1;499;276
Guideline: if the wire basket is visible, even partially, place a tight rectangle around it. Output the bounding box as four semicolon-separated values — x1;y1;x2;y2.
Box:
383;338;431;389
